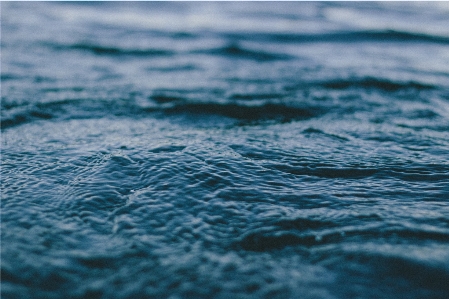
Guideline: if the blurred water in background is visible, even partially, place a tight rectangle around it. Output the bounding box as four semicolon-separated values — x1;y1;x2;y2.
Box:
2;2;449;298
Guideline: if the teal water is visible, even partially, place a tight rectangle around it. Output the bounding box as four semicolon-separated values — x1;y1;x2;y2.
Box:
2;2;449;298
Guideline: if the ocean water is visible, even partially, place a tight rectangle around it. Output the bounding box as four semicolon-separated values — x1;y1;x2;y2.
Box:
1;2;449;298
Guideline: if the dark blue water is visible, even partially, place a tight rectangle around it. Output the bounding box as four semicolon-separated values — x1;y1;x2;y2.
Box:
2;2;449;298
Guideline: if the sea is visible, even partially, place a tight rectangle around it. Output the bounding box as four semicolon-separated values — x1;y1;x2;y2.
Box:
1;2;449;298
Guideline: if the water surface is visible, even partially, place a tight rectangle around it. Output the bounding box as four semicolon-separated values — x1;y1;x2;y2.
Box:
2;2;449;299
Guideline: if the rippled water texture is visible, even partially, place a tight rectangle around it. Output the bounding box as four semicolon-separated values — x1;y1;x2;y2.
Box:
2;2;449;299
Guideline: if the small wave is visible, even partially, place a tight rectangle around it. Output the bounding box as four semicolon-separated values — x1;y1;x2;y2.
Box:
40;86;85;93
149;145;186;154
236;222;449;252
45;42;175;57
226;29;449;45
302;127;350;141
145;64;199;73
264;162;449;183
194;43;292;61
229;92;287;101
273;165;379;179
1;98;114;129
386;166;449;182
349;30;449;44
319;77;435;92
150;95;185;104
1;109;54;129
237;231;317;251
405;109;441;119
1;73;23;82
1;114;28;129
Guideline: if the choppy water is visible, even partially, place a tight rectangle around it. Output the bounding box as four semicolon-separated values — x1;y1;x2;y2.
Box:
2;2;449;299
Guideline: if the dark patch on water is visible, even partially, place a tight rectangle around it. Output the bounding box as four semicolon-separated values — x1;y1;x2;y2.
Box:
321;77;435;92
150;95;186;104
161;102;322;123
